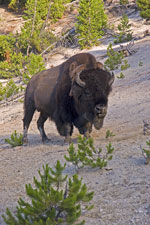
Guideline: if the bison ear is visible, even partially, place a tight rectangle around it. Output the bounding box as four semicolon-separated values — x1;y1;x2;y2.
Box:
109;72;115;86
96;61;104;69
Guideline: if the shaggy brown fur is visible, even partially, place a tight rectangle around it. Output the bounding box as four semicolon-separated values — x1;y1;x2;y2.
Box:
23;53;114;144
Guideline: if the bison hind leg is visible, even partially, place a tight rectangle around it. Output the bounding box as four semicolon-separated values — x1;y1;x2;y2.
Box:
37;112;49;142
23;103;36;145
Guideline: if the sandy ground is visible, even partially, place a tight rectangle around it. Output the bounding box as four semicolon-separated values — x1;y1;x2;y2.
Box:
0;3;150;225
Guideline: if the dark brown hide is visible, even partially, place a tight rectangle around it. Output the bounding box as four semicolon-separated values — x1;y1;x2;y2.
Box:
23;53;98;144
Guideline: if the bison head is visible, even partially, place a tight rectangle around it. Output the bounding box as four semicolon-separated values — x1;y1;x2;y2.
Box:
69;62;114;130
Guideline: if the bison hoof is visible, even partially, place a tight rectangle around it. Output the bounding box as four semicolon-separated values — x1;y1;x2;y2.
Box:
23;138;28;146
84;132;90;139
42;137;51;143
64;136;72;143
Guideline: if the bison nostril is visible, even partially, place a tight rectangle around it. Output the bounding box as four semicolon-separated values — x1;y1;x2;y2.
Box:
95;105;101;111
95;105;107;115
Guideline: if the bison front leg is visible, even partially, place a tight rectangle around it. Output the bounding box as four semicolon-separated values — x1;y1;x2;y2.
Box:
23;126;28;145
84;122;92;138
62;123;73;143
78;122;92;138
56;121;73;143
37;113;49;143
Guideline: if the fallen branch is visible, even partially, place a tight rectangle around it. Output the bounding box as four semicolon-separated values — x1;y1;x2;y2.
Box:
40;27;77;56
119;39;135;56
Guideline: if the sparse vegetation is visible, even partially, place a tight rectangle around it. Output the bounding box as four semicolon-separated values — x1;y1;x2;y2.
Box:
0;36;46;80
76;0;107;49
120;0;129;5
5;130;23;147
64;136;114;171
137;0;150;20
121;59;130;70
140;140;150;165
105;130;116;138
104;43;124;70
3;161;94;225
0;51;45;100
139;61;143;66
104;43;131;73
117;72;125;79
0;79;22;101
114;14;133;44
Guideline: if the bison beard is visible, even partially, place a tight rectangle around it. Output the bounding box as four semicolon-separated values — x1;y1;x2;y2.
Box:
23;53;114;144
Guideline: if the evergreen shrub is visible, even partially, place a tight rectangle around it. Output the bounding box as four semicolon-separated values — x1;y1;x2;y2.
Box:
76;0;107;49
5;130;23;147
137;0;150;20
65;136;114;171
3;161;94;225
104;43;124;70
114;15;133;44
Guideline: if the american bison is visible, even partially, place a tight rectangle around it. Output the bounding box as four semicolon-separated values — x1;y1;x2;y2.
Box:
23;52;114;144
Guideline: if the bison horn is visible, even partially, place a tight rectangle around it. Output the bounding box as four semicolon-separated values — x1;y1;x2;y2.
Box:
109;72;115;86
96;61;104;69
75;65;86;87
69;63;86;87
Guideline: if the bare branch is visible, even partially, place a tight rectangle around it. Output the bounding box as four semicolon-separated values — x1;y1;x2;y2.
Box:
39;1;52;37
40;28;76;56
26;0;37;56
119;39;135;56
31;0;37;38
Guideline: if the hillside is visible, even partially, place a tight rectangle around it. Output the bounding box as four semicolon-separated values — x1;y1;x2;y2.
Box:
0;1;150;225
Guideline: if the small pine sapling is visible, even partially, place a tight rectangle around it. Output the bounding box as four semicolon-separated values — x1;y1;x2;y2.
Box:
140;140;150;165
104;43;124;70
105;130;116;138
65;136;114;171
121;59;130;70
4;79;20;98
0;82;5;101
3;161;94;225
5;130;23;147
114;14;133;44
0;79;20;101
117;72;125;79
139;61;143;66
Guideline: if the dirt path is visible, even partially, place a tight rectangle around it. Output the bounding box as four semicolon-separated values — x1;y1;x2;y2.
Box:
0;36;150;224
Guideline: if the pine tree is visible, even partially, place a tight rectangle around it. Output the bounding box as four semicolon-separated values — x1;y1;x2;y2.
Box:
114;14;133;44
137;0;150;20
3;161;94;225
18;0;57;54
76;0;107;49
64;136;114;171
